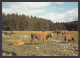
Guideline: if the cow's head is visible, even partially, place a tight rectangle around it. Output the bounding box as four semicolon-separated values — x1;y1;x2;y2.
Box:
46;33;52;39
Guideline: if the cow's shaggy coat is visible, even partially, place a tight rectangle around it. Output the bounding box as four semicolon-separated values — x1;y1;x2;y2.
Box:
10;40;24;45
64;34;75;43
3;31;14;35
31;32;52;45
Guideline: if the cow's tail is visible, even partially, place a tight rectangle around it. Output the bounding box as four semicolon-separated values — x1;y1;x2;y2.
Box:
72;37;75;41
31;34;33;38
31;33;35;43
31;34;33;42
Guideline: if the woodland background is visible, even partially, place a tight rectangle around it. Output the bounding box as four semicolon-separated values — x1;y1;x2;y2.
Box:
2;13;78;31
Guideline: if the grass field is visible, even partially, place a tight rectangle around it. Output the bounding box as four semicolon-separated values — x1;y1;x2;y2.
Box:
2;31;78;56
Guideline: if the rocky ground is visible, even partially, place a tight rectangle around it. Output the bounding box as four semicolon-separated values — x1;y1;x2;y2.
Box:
39;38;78;56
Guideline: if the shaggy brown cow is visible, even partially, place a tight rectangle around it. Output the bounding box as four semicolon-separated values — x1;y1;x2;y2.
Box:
64;34;75;43
3;31;14;35
55;30;61;34
55;30;68;37
51;31;56;34
58;34;62;36
10;39;24;45
31;32;52;45
61;30;69;35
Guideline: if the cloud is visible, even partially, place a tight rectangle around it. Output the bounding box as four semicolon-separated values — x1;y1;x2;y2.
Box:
55;2;64;4
2;2;78;23
40;8;78;23
2;2;51;16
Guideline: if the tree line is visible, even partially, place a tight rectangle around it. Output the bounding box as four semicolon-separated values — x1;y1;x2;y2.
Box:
2;13;78;31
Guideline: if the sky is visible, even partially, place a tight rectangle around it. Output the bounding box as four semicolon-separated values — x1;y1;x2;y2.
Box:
2;2;78;23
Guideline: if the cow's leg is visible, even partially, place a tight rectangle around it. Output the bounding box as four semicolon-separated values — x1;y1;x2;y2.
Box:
66;38;68;43
69;39;73;46
43;38;46;45
64;37;66;43
70;39;72;43
32;37;35;45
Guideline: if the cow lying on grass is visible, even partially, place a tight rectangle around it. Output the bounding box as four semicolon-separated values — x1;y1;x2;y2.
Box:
58;34;62;36
54;30;68;34
64;34;75;43
3;31;14;35
51;31;56;34
31;32;52;45
55;30;69;37
10;39;24;45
